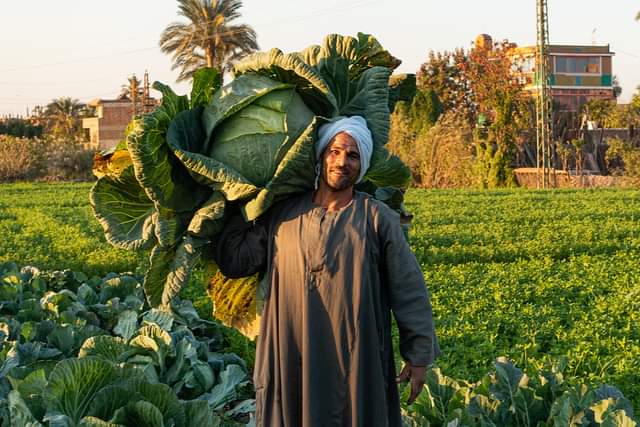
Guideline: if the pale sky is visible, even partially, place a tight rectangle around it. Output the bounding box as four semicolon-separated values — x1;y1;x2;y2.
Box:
1;0;639;116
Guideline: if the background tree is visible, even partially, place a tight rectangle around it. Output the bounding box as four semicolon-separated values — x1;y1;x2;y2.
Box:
118;74;143;100
160;0;258;82
0;118;43;138
417;49;473;122
632;86;640;112
581;99;615;128
43;97;86;137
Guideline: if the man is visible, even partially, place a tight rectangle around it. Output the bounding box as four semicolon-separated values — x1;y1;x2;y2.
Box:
216;116;439;427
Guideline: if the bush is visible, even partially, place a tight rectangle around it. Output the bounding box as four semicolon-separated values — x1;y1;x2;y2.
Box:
0;135;94;182
388;111;476;188
605;137;640;178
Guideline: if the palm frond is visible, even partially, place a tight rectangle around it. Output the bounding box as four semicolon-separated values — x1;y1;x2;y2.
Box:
160;0;258;83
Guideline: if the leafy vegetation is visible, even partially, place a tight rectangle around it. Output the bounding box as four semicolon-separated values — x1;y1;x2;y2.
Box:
0;118;43;138
0;262;254;426
404;358;636;426
405;188;640;414
0;136;94;182
390;39;532;188
3;183;640;422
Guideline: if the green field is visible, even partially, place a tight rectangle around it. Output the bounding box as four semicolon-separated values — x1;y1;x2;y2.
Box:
2;183;640;409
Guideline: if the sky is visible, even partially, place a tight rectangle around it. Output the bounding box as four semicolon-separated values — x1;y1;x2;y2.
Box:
1;0;639;116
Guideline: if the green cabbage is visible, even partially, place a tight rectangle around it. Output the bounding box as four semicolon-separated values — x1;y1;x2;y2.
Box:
90;33;416;309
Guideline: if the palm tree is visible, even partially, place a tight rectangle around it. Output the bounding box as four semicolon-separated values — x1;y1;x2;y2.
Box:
118;74;143;100
44;97;86;137
160;0;258;82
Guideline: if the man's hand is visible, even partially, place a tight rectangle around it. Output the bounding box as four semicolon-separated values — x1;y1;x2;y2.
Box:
395;362;426;405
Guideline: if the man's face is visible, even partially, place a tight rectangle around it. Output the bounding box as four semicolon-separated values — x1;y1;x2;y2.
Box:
320;132;361;191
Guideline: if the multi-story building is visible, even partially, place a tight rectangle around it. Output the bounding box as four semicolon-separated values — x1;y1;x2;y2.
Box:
82;71;157;150
510;43;615;112
82;98;134;150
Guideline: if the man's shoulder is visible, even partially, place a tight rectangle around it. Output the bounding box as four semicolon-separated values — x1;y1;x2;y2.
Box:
266;192;311;223
355;191;401;224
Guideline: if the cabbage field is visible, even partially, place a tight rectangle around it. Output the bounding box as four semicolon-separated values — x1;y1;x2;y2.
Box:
2;183;639;425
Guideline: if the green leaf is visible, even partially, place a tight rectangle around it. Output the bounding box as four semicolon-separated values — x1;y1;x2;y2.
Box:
190;68;222;109
388;73;416;113
78;416;125;427
342;66;392;147
152;81;189;119
123;401;165;427
86;384;138;423
233;49;337;116
129;323;173;371
126;379;185;427
89;167;156;251
99;275;141;303
127;108;209;213
206;364;248;410
7;390;44;427
365;145;411;189
143;236;205;308
199;74;295;148
225;399;255;418
600;410;638;427
142;309;174;332
183;400;216;427
44;357;120;425
113;310;138;341
78;336;131;363
188;192;226;238
241;118;318;221
47;325;74;356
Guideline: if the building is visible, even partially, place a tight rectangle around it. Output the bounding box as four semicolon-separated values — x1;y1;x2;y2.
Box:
510;43;615;112
82;72;157;150
82;99;134;150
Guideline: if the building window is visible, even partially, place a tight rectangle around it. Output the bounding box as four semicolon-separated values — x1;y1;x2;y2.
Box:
555;56;600;74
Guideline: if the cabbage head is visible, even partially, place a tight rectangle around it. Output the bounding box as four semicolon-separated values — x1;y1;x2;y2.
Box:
90;33;416;309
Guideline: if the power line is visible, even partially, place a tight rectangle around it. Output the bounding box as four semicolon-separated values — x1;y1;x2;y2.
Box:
0;0;382;75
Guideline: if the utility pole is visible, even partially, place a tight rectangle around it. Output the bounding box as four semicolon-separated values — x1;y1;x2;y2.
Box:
130;74;139;116
535;0;555;188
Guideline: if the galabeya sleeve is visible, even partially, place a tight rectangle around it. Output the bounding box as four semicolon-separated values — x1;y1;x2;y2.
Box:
214;213;268;279
377;204;441;367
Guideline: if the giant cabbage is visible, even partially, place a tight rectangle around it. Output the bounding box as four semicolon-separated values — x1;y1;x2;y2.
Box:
90;33;416;310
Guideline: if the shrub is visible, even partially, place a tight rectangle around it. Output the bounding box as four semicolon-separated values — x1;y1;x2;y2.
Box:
388;111;476;188
605;137;640;178
0;135;94;182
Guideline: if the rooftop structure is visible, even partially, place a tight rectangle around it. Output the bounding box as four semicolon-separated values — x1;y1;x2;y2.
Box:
82;71;157;150
510;43;616;112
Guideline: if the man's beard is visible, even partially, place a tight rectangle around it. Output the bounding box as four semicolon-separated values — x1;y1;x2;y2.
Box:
322;168;358;191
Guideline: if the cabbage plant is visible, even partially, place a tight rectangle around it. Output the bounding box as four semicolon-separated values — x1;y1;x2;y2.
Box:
90;33;416;308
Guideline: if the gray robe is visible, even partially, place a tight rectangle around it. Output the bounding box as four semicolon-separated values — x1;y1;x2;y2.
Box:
216;192;439;427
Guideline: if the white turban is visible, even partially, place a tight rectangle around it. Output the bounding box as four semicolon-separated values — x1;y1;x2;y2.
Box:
315;116;373;183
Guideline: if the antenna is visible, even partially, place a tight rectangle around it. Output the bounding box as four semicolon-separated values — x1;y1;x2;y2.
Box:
536;0;555;188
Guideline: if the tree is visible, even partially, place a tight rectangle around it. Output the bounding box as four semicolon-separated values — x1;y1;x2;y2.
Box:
417;49;473;122
582;99;615;128
160;0;258;82
612;75;623;98
632;86;640;111
118;74;143;100
43;97;86;137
